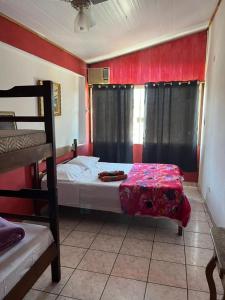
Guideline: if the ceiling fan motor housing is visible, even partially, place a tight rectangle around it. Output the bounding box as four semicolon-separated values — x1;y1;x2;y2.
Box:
70;0;92;10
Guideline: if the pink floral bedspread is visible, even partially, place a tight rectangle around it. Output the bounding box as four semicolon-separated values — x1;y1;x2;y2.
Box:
119;163;191;227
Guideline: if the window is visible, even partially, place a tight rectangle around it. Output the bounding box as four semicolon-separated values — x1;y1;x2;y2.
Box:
133;86;145;144
90;85;145;144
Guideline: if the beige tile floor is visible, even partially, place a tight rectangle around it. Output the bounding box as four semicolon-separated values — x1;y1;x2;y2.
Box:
23;185;224;300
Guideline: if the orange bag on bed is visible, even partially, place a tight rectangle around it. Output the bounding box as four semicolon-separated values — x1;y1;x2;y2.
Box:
100;174;127;182
98;171;124;179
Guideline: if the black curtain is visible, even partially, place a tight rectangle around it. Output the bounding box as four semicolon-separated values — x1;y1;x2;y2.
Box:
92;84;134;163
143;81;198;172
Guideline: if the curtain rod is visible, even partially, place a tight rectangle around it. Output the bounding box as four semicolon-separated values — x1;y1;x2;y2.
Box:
145;81;204;87
91;84;134;89
89;81;205;87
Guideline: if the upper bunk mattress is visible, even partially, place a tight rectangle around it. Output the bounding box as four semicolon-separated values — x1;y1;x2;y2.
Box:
0;130;46;154
0;222;53;299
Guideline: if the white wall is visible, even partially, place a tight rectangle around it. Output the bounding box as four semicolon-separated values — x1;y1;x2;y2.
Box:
199;0;225;226
0;42;86;149
78;76;86;145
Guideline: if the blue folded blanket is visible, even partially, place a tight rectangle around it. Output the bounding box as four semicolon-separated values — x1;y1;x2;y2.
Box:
0;217;25;252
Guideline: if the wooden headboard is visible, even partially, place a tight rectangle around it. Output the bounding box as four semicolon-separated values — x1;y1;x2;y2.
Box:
55;139;77;158
35;138;78;185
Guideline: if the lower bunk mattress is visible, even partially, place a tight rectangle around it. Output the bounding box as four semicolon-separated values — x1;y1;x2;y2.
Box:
0;222;53;299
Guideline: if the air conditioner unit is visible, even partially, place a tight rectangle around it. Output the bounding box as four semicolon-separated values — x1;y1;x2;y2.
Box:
88;67;110;84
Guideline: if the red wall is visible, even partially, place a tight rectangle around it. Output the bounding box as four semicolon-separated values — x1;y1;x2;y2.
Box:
0;167;33;215
0;15;86;76
0;145;92;215
0;15;89;214
90;31;207;84
0;17;206;213
90;31;207;182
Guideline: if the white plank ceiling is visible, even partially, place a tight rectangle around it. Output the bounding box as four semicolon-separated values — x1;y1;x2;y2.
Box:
0;0;217;63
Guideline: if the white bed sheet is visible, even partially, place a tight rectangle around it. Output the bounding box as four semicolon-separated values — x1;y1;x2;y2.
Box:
42;162;133;213
0;223;53;299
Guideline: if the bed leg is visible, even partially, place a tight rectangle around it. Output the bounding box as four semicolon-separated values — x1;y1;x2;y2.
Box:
51;255;61;282
178;226;183;236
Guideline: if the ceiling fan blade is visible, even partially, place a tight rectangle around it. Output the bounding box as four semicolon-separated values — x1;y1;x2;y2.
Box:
91;0;108;5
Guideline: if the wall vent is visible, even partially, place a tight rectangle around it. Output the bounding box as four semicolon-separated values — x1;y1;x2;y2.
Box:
88;67;110;84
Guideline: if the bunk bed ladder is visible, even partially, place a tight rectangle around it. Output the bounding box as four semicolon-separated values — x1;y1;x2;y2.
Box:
44;81;61;282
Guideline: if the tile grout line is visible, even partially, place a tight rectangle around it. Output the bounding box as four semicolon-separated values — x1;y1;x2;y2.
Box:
183;230;189;300
62;232;213;252
60;226;75;244
98;219;131;300
38;202;210;299
59;191;205;299
65;235;212;249
62;218;211;239
59;261;210;287
59;224;212;258
143;225;157;300
59;216;83;243
59;222;212;286
34;272;192;300
97;217;152;300
69;218;115;300
147;280;190;291
31;219;84;298
57;218;106;299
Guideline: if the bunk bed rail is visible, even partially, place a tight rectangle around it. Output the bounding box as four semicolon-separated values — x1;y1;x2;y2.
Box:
0;212;49;223
0;84;46;98
0;116;45;122
0;188;49;199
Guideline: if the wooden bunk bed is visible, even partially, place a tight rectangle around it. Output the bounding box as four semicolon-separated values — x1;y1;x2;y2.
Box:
0;81;60;300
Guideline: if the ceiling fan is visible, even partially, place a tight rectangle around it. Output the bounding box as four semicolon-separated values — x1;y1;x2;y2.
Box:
62;0;108;32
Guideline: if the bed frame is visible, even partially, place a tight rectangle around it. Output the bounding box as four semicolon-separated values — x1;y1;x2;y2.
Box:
0;81;61;300
52;141;183;236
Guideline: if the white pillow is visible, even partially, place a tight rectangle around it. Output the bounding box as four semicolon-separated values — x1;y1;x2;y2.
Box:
67;156;100;169
56;164;85;181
